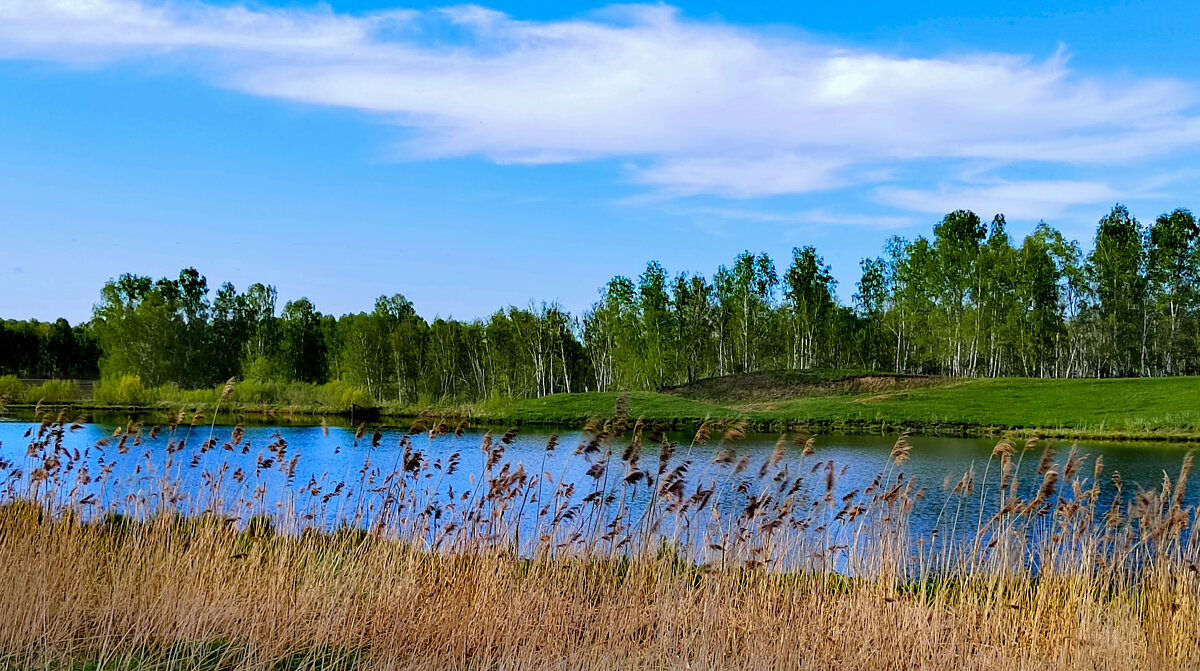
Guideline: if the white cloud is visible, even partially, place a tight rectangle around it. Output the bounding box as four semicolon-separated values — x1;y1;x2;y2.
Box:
692;207;917;230
1;0;1198;209
874;180;1119;220
636;155;846;198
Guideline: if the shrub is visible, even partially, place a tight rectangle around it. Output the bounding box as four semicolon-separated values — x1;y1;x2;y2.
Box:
317;380;374;412
221;379;373;411
84;375;376;412
241;356;280;383
0;375;21;402
22;379;78;403
93;374;148;406
227;379;289;405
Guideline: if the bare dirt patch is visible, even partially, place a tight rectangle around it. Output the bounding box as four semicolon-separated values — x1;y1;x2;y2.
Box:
661;371;945;405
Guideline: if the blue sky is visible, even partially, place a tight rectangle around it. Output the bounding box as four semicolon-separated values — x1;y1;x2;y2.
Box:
2;0;1199;324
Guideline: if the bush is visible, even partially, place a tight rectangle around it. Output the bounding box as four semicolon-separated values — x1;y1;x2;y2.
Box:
317;380;375;411
227;379;289;405
22;379;78;403
93;375;148;406
223;379;373;412
478;391;515;413
87;375;375;412
0;375;21;402
241;356;280;383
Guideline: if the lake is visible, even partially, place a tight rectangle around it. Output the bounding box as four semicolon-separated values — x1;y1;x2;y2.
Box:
2;415;1196;570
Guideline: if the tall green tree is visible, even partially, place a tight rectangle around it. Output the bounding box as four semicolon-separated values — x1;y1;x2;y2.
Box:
374;294;427;403
1013;233;1063;376
93;274;182;385
210;282;250;382
1089;204;1148;376
583;276;638;391
279;298;328;384
1147;208;1199;374
932;210;987;375
637;262;674;388
783;246;836;369
854;257;889;371
714;252;777;374
672;273;715;384
241;283;279;380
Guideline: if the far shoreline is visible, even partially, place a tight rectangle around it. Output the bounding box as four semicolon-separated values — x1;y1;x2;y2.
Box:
8;399;1200;444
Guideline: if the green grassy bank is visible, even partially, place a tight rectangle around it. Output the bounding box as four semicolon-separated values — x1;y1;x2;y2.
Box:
492;376;1200;440
8;373;1200;441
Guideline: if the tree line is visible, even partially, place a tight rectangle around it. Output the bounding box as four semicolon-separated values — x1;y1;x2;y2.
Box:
2;204;1198;403
0;318;99;380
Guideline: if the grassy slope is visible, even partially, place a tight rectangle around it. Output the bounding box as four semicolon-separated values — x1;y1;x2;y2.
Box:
489;376;1200;438
754;377;1200;431
11;372;1200;439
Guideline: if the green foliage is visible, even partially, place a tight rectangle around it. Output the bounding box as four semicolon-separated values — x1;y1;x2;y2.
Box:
783;246;837;370
492;375;1200;436
279;298;328;384
141;381;374;412
0;318;98;379
753;375;1200;434
0;375;22;402
1147;209;1199;374
1089;204;1148;375
10;202;1200;411
93;375;148;406
314;380;375;410
242;354;281;382
123;379;376;412
22;379;78;403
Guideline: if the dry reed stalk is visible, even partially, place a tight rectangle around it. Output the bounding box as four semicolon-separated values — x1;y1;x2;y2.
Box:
0;405;1198;670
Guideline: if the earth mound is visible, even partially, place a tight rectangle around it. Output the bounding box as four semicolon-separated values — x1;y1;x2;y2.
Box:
660;370;943;405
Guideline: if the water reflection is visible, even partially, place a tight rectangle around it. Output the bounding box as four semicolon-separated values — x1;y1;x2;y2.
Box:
2;416;1195;572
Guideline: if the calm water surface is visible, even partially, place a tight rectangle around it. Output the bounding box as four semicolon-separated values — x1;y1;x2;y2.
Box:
1;417;1196;550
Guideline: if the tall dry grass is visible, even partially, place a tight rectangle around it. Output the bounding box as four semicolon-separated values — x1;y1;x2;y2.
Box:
0;395;1198;670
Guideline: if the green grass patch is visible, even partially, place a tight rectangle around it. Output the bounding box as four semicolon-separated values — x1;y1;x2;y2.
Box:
750;376;1200;432
479;376;1200;439
11;373;1200;440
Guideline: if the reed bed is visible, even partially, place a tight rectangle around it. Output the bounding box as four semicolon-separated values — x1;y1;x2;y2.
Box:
0;394;1198;670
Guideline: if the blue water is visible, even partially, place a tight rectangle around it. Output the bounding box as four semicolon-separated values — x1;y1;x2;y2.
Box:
2;416;1196;568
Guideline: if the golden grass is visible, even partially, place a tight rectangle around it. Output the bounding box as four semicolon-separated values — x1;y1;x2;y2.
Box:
1;399;1199;670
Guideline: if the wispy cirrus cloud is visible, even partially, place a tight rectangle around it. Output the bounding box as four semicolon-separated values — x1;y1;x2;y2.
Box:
690;206;917;231
874;180;1121;220
2;0;1199;212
